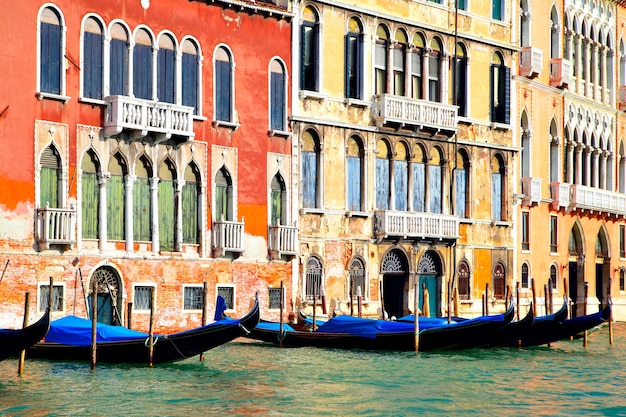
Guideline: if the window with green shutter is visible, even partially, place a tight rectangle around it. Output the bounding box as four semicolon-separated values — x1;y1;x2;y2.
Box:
134;157;151;242
81;151;100;239
270;174;284;226
158;159;176;251
107;154;126;241
182;163;200;244
40;146;60;208
215;167;232;221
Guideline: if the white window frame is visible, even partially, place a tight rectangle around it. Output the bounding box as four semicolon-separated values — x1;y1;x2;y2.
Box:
182;284;204;313
132;283;156;313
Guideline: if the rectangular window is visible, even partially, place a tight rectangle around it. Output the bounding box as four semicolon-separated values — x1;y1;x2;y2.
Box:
182;52;199;114
492;0;504;20
268;287;283;310
454;56;467;117
107;174;125;241
411;51;422;99
133;285;154;311
217;285;235;310
429;165;442;214
301;23;318;91
490;65;511;124
428;54;440;102
157;48;175;103
182;182;199;244
412;162;425;212
270;71;286;131
522;211;530;251
110;38;128;96
158;180;175;251
620;225;625;258
492;172;502;221
183;285;204;311
347;155;362;211
84;31;103;100
392;47;405;96
133;177;151;242
455;168;466;218
394;160;408;211
345;34;361;99
375;157;390;210
40;21;62;94
374;42;387;95
39;283;64;312
550;216;559;253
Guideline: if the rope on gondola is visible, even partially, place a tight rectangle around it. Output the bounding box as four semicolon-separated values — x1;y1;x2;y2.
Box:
277;329;286;343
165;337;189;359
144;336;159;347
238;322;251;335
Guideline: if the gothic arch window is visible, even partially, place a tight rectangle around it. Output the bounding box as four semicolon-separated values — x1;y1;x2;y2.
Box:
270;173;287;226
134;156;152;242
349;257;367;300
521;262;529;289
40;145;62;209
182;162;201;244
215;166;233;222
493;262;506;299
81;150;100;239
457;260;471;300
107;153;127;241
158;158;177;251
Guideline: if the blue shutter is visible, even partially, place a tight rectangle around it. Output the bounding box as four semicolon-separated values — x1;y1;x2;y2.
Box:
347;156;361;211
412;162;425;212
157;48;175;103
84;31;103;99
429;164;442;213
503;66;511;125
394;160;408;211
134;44;152;100
182;52;199;113
376;158;390;210
302;151;317;208
455;168;466;218
41;22;61;94
492;172;502;220
110;39;128;95
270;71;285;131
216;59;231;121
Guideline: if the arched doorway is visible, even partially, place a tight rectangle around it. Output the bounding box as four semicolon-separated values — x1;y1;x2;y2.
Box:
88;265;123;325
568;224;584;317
380;249;409;319
418;250;442;317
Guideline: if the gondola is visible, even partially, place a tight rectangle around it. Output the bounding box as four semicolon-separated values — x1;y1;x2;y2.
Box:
246;302;514;352
27;296;259;364
0;309;50;362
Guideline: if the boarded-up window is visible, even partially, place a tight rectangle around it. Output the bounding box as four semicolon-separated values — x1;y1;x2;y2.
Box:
302;130;319;209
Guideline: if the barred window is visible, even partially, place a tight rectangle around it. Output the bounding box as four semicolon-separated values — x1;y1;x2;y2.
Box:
134;286;154;311
217;286;235;310
305;256;323;301
183;286;204;310
349;258;366;299
268;287;283;310
457;261;471;300
39;284;64;312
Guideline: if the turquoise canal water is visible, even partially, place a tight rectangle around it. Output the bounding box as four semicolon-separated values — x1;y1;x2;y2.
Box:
1;324;625;416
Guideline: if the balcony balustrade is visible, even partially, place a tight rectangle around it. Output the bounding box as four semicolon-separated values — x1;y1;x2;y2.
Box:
619;86;626;111
374;210;459;242
570;184;626;215
36;205;76;249
372;94;457;136
212;216;245;257
268;224;298;259
519;46;543;78
104;96;195;141
550;182;572;210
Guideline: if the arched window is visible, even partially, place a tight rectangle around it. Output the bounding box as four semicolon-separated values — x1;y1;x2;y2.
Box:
158;159;177;251
374;25;389;95
455;150;469;218
302;129;320;209
550;264;558;290
345;17;363;99
82;16;104;100
520;0;530;48
457;261;471;300
305;256;323;301
107;153;127;241
39;6;63;95
110;23;129;96
412;144;425;212
182;163;201;244
157;34;176;103
301;6;320;91
134;156;152;242
81;150;100;239
182;39;200;114
270;173;286;226
346;136;364;211
453;43;468;117
215;166;233;222
133;28;154;100
411;33;425;100
428;38;442;102
40;146;61;209
521;262;529;289
375;139;391;210
270;59;287;132
393;142;409;211
549;120;559;183
550;6;559;59
520;111;530;179
215;46;234;122
392;30;407;96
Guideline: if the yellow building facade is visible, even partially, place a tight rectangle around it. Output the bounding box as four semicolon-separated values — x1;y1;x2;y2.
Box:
291;0;519;319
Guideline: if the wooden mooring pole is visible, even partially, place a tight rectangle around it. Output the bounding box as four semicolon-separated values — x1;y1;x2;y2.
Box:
17;292;30;375
91;277;98;370
608;278;613;346
279;281;284;348
200;281;208;362
148;288;156;366
413;283;419;352
583;282;589;348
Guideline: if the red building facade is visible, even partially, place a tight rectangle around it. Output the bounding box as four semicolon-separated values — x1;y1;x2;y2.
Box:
0;0;295;331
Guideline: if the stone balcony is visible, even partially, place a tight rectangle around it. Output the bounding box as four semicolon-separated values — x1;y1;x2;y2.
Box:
268;224;298;260
374;210;459;242
521;177;541;207
551;182;626;216
35;205;76;250
104;96;195;142
212;217;245;257
550;58;572;88
519;46;543;79
372;94;458;136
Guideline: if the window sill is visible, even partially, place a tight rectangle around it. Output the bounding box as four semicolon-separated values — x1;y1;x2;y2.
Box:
490;121;511;131
36;92;71;103
345;210;372;218
300;208;325;215
212;120;240;130
344;98;371;108
193;115;208;122
299;90;326;101
491;220;512;227
268;129;292;138
79;97;107;106
182;309;203;314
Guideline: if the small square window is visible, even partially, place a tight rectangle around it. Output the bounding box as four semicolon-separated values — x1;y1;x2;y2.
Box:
268;287;283;310
217;285;235;310
183;285;204;311
133;285;154;311
39;284;64;312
